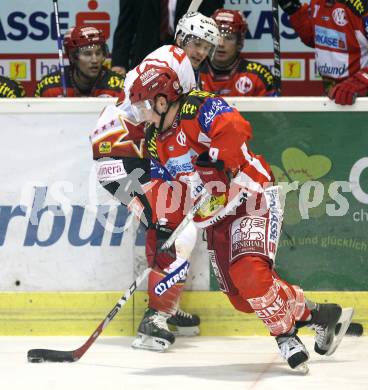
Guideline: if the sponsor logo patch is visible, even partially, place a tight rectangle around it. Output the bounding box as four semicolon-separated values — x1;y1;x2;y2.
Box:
99;141;111;153
315;26;347;51
231;216;267;260
166;153;193;176
198;98;233;133
154;261;190;296
96;160;127;182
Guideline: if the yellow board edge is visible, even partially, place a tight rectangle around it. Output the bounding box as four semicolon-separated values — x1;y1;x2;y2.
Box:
0;291;366;336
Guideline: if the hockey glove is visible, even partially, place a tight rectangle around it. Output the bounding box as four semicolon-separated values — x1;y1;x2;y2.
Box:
278;0;301;15
329;69;368;105
146;225;176;269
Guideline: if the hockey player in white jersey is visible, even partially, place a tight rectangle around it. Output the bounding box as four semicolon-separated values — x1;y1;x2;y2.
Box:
90;12;220;352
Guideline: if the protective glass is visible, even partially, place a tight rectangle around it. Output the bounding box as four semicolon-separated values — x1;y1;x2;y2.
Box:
183;36;215;58
131;100;154;123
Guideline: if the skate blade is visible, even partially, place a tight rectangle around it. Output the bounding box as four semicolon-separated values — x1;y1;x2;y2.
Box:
294;362;309;375
168;325;200;337
326;307;354;356
131;333;171;352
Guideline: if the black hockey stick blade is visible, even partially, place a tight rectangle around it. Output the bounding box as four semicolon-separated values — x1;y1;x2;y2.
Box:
27;268;151;363
338;321;364;337
27;349;77;363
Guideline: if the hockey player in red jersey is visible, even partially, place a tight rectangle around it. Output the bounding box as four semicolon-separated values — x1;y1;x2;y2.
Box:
199;9;275;96
0;75;26;98
129;64;354;372
35;25;124;98
278;0;368;105
90;13;220;351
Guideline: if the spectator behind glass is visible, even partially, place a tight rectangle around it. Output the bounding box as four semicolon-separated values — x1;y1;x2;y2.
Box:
278;0;368;105
111;0;224;77
35;25;124;98
0;75;26;98
199;9;275;96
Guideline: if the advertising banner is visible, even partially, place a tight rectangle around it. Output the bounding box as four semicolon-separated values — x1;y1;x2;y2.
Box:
0;103;209;291
0;0;322;96
211;111;368;291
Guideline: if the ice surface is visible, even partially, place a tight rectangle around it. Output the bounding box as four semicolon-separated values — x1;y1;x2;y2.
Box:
0;336;367;390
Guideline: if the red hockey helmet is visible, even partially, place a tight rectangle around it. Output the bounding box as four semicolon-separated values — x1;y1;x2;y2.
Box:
212;9;248;41
129;65;182;123
63;25;108;60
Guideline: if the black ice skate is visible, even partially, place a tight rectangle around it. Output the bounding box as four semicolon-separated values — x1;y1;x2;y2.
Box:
167;308;200;336
132;308;175;352
276;330;310;374
307;304;354;356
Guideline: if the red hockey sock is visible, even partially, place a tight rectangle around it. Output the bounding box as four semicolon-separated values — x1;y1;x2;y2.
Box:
229;256;307;335
147;267;185;316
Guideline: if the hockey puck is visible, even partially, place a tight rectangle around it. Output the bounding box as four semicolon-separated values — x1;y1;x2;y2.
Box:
337;322;363;337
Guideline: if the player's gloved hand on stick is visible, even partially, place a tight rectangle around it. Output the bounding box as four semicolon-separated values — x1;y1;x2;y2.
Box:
277;0;301;15
328;69;368;105
146;224;176;269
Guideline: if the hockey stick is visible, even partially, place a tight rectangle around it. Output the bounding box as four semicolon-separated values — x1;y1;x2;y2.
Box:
27;187;208;363
52;0;67;97
27;267;151;363
272;0;282;96
161;189;212;250
187;0;204;13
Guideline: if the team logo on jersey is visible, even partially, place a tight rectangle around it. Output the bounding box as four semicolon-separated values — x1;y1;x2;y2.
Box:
332;8;348;26
176;130;186;146
235;76;253;94
98;141;111;153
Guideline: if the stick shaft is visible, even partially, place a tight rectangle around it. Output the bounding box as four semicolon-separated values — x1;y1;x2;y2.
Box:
53;0;67;97
272;0;282;96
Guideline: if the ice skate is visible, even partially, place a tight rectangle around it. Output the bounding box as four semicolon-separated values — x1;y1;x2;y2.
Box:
276;330;310;374
167;308;200;336
307;304;354;356
132;308;175;352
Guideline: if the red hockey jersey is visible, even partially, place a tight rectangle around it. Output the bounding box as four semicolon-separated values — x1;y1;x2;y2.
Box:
199;58;275;96
290;1;368;91
146;90;273;227
34;65;125;98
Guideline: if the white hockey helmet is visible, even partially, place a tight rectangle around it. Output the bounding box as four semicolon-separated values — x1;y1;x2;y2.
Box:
175;12;221;50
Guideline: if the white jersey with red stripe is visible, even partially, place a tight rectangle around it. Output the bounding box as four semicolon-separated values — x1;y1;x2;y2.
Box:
290;1;368;89
146;90;274;228
117;45;196;122
90;45;195;157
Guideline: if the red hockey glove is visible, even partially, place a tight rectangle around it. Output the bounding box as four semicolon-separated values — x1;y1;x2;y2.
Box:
146;225;176;269
194;152;229;197
329;69;368;105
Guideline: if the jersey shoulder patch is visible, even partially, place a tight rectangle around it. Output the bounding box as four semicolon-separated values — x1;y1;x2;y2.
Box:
243;60;274;90
169;45;187;64
179;90;216;120
198;96;233;133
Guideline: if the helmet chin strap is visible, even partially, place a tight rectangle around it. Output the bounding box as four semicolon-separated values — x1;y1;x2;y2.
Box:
154;101;174;133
